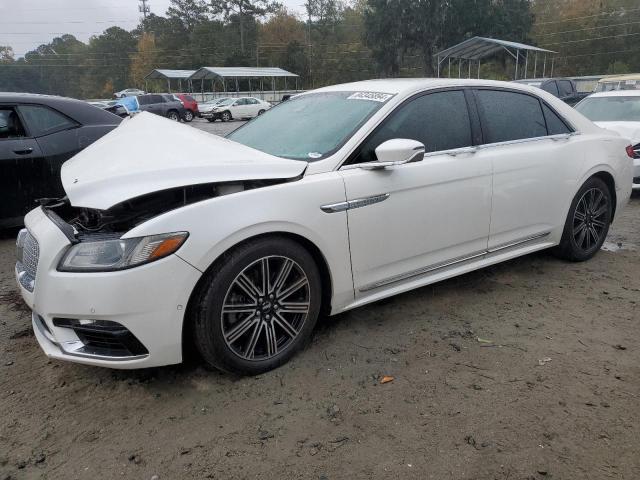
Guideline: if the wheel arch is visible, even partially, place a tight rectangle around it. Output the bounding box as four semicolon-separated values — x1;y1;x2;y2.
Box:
592;171;617;219
181;231;334;357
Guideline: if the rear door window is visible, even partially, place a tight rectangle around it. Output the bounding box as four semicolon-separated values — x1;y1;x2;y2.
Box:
18;105;77;137
558;80;574;97
150;95;165;104
541;81;559;96
542;103;572;135
474;90;547;143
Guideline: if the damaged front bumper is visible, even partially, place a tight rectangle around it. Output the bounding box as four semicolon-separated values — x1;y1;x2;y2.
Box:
16;207;202;369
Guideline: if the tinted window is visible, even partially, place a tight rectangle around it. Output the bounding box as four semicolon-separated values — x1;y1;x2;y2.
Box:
558;80;573;97
150;95;165;104
185;95;195;102
235;98;247;105
351;90;472;164
475;90;547;143
542;103;572;135
542;81;559;96
19;105;76;137
138;95;152;105
0;108;26;139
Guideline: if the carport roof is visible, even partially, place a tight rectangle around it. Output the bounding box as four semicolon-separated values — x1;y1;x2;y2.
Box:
189;67;299;80
145;69;196;80
435;36;556;61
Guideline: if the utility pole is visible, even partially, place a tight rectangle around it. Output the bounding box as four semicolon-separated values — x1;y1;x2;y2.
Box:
139;0;150;22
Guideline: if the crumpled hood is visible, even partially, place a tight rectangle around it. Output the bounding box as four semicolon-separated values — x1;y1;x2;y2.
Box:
61;112;306;210
594;121;640;145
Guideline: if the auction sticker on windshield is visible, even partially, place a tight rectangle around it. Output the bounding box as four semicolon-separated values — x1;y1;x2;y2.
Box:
347;92;394;102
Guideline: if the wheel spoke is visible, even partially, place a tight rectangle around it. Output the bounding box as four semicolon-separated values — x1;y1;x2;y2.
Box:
278;277;309;300
592;218;606;229
590;189;603;211
265;322;278;357
574;210;586;222
236;273;261;301
279;301;310;315
576;225;587;248
272;259;294;295
273;312;298;339
261;258;270;296
588;225;599;245
593;204;608;218
225;313;258;344
244;321;263;359
222;303;257;314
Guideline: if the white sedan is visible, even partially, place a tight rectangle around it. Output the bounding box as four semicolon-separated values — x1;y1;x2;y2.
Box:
16;79;633;375
575;90;640;189
113;88;145;99
201;96;271;122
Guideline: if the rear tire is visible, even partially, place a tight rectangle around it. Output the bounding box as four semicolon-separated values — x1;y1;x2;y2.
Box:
183;110;194;122
167;110;179;121
554;176;612;262
206;118;215;123
258;109;265;115
192;236;322;375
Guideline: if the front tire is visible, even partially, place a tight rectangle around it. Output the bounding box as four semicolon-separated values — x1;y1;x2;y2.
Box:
221;111;232;122
555;177;612;261
167;110;179;121
192;236;322;375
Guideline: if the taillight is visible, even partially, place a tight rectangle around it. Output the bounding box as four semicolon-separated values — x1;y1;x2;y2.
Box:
626;145;636;158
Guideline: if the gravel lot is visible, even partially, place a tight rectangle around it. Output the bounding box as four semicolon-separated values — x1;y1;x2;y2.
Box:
189;117;246;136
1;123;639;479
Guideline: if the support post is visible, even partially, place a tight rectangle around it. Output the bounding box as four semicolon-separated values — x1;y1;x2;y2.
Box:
167;78;171;93
437;55;440;78
468;60;471;79
514;49;519;80
550;57;555;77
534;53;538;78
524;51;529;79
448;57;451;78
477;60;481;79
542;55;547;77
458;59;461;78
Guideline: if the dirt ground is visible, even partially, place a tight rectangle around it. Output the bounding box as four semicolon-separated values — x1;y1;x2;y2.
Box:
1;193;639;480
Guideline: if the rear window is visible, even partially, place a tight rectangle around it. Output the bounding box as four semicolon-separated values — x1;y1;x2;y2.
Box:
575;96;640;122
19;105;77;137
184;95;195;102
475;90;547;143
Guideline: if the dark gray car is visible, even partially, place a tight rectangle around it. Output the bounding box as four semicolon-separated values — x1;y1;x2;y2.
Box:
137;94;186;121
0;93;121;227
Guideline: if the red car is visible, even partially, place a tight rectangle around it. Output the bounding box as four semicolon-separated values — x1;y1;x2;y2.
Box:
176;94;199;122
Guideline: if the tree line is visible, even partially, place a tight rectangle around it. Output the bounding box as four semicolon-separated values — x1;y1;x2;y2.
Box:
0;0;639;99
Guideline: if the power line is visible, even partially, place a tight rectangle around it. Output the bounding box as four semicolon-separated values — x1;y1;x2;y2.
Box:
542;30;640;47
536;6;640;25
536;19;640;36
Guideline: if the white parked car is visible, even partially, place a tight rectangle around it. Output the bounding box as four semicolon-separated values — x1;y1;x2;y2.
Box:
200;96;271;122
16;79;634;375
198;97;230;121
575;90;640;189
114;88;145;99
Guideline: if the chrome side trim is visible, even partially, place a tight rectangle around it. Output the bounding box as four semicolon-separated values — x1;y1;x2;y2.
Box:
359;231;552;292
359;250;486;292
487;231;551;253
321;193;390;213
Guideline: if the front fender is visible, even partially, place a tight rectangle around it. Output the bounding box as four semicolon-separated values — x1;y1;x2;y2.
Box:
125;172;355;313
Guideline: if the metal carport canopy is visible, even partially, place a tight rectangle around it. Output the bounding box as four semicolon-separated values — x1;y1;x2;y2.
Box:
144;69;196;80
435;37;557;79
188;67;299;80
436;37;555;61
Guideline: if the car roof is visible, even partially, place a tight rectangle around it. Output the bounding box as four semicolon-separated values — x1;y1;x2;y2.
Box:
588;90;640;98
598;74;640;83
312;78;552;96
0;92;122;125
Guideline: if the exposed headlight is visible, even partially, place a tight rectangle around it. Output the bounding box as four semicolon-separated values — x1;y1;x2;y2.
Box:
58;232;188;272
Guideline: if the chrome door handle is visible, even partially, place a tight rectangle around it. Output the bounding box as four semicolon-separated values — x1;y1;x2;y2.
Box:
446;147;477;156
13;148;33;155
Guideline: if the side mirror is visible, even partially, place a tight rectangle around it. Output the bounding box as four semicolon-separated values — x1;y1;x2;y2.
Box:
361;139;425;170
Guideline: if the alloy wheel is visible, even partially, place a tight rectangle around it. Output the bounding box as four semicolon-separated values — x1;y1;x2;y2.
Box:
221;256;311;361
184;110;194;121
572;187;608;251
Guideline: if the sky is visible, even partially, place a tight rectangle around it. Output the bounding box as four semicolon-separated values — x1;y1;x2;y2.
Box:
0;0;306;57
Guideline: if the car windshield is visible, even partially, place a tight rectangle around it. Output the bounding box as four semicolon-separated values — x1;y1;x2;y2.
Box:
576;96;640;122
227;91;393;161
217;98;235;106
